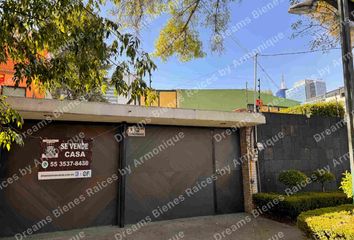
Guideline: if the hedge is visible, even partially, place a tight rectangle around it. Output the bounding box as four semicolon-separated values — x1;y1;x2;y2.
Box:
280;101;344;118
297;204;354;240
253;192;351;219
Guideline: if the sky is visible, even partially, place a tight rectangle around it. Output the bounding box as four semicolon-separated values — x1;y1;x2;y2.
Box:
104;0;345;93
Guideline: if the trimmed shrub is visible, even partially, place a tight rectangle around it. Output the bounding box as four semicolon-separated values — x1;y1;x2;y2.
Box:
312;170;335;192
278;169;307;189
280;101;344;118
340;171;353;199
297;204;354;240
253;192;352;219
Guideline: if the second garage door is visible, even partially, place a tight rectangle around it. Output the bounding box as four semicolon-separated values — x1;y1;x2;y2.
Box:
124;125;243;224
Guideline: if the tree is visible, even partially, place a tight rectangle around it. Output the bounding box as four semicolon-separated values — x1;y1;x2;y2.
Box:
0;0;157;100
113;0;238;61
50;84;108;102
0;96;23;151
289;0;352;50
0;0;157;149
312;170;335;192
278;169;308;189
114;0;345;59
340;171;353;198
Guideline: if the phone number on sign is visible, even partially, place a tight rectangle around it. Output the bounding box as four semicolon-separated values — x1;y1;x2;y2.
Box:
49;160;89;167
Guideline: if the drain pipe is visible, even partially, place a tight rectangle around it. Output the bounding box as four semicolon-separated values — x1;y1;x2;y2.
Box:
117;123;127;228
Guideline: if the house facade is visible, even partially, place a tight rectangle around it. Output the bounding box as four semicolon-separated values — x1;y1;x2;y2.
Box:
0;97;265;237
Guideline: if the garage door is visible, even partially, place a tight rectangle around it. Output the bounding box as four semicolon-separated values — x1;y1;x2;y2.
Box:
124;125;243;224
0;121;120;237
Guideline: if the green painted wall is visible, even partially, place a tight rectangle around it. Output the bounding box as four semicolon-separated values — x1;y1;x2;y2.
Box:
177;89;299;111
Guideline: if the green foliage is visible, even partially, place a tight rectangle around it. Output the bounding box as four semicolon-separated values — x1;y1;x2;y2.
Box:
280;102;345;118
50;84;108;102
154;18;205;62
114;0;238;61
290;0;340;51
0;0;156;104
278;170;308;189
253;192;352;219
312;170;335;192
340;171;353;199
297;204;354;240
0;96;23;151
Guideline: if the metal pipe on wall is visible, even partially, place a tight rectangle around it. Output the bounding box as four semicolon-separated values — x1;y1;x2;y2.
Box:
117;123;127;227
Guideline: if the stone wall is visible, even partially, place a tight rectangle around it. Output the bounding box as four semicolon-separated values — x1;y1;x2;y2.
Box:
257;113;350;193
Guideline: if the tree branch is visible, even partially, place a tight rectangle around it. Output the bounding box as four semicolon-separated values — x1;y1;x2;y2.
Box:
214;0;221;34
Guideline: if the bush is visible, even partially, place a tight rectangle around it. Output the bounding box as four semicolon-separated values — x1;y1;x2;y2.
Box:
340;171;353;198
280;101;344;118
297;204;354;240
312;170;335;192
278;170;307;189
253;192;352;220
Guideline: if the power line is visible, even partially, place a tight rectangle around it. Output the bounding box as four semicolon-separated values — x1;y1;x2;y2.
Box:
229;36;280;89
259;47;341;57
257;62;279;90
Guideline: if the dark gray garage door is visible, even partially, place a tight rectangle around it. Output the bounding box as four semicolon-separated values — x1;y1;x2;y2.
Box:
0;121;120;237
124;126;243;224
214;129;244;214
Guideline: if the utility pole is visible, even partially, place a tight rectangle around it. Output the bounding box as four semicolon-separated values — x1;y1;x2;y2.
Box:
258;78;261;112
253;53;262;193
246;81;249;108
254;53;258;112
337;0;354;203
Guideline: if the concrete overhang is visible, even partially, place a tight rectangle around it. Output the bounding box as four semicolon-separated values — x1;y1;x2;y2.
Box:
6;97;266;128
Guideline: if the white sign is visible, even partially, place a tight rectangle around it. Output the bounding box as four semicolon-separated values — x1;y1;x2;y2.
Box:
39;138;93;180
38;170;92;180
127;126;145;137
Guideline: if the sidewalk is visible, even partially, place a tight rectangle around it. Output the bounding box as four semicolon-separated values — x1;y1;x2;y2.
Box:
1;213;306;240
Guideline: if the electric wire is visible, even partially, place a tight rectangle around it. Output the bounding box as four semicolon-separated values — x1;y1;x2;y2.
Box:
259;47;341;57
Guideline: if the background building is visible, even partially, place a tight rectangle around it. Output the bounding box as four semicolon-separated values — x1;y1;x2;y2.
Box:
275;75;287;98
286;80;327;103
1;60;139;103
306;86;345;103
306;86;345;110
141;89;299;112
0;59;45;98
104;75;140;105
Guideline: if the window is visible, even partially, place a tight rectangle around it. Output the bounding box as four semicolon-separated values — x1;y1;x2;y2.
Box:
1;86;26;97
